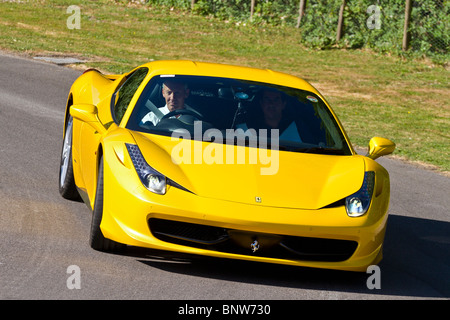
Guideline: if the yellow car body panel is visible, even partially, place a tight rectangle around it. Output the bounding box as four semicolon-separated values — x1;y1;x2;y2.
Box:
61;60;395;272
99;134;389;271
98;134;389;272
131;132;364;210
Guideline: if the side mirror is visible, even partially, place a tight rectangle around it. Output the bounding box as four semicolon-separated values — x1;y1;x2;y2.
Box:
70;104;106;134
367;137;396;160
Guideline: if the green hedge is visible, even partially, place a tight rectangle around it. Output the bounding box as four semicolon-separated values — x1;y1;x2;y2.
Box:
145;0;449;63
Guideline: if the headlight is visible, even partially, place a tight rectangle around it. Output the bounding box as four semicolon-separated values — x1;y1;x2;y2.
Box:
126;143;166;195
345;171;375;217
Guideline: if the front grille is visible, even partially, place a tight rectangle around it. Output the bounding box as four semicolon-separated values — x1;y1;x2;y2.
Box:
148;218;357;262
149;218;228;245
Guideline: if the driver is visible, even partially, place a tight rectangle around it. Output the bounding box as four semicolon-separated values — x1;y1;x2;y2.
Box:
141;80;189;126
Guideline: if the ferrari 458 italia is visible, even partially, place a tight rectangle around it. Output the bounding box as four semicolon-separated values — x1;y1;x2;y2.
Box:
59;60;395;271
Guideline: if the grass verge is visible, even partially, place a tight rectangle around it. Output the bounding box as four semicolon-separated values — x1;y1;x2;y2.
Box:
1;0;448;173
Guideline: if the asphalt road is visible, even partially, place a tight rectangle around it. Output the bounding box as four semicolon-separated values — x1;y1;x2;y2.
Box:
0;51;449;300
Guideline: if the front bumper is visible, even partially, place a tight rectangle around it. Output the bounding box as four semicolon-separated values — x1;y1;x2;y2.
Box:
100;154;388;272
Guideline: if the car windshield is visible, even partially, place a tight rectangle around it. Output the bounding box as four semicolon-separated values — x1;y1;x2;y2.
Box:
126;75;351;155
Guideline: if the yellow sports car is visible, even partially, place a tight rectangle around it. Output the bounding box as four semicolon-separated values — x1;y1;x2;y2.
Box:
59;60;395;272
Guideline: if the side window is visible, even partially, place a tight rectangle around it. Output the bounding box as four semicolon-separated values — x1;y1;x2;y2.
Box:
113;67;148;123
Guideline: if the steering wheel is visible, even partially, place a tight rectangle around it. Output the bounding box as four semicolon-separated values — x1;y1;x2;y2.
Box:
160;108;204;121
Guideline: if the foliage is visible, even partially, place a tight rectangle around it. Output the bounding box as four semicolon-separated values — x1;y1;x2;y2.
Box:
144;0;191;9
144;0;448;63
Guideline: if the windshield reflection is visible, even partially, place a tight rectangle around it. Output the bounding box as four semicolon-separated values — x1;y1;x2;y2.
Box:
126;75;351;156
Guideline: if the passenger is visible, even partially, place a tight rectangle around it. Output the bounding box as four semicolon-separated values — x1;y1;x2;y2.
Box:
237;89;301;142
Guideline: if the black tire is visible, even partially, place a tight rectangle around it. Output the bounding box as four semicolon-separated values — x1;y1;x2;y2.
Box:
59;116;80;200
89;155;126;252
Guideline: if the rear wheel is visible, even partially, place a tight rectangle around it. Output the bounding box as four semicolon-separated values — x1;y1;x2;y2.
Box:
59;116;79;200
89;155;126;252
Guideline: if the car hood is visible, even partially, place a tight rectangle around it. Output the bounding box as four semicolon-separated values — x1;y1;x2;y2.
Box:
131;132;365;210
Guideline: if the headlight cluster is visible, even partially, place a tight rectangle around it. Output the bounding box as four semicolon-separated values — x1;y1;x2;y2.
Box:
345;171;375;217
126;143;167;195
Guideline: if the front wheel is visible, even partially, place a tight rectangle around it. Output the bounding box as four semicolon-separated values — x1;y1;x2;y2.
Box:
89;155;126;252
59;116;79;200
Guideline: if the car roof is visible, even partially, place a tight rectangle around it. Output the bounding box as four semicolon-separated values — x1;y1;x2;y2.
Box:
139;60;320;95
